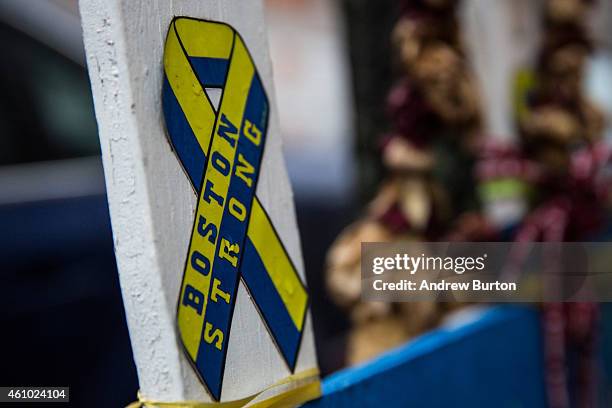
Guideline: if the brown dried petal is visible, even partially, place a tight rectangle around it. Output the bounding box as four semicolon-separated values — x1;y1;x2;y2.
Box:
581;100;605;142
383;137;435;172
413;43;462;85
546;0;588;24
396;301;440;334
398;177;433;231
325;221;394;308
346;315;411;366
424;76;480;123
523;106;581;144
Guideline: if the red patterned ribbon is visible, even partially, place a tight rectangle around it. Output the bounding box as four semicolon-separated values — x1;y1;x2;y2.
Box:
512;142;611;408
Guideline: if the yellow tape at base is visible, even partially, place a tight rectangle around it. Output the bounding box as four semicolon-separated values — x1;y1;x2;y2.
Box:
126;369;321;408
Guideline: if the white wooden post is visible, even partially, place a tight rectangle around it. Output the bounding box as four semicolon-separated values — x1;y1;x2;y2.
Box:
79;0;319;405
461;0;541;142
460;0;542;228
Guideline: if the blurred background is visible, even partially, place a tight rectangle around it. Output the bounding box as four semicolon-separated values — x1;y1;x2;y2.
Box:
2;0;612;406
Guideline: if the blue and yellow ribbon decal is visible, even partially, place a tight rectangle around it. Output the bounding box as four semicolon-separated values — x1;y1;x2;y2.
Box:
162;17;312;402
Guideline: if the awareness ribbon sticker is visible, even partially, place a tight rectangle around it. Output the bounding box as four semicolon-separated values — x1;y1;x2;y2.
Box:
162;17;309;401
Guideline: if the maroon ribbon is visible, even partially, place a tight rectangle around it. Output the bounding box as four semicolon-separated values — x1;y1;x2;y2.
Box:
512;142;611;408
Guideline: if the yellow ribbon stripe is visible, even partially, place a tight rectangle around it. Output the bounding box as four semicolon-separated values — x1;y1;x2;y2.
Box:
248;201;308;332
177;23;254;362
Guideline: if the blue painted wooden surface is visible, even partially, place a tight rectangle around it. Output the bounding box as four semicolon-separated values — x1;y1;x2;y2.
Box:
305;306;547;408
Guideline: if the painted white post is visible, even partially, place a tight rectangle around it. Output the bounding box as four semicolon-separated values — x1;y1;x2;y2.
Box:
79;0;319;405
460;0;542;228
461;0;541;142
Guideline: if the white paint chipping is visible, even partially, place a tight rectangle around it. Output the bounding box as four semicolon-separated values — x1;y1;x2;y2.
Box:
79;0;317;403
